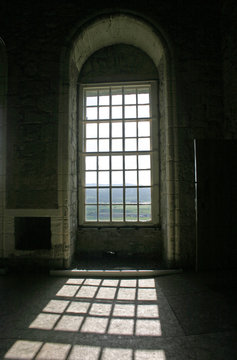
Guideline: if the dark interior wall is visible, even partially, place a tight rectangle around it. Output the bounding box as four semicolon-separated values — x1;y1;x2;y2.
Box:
164;2;224;267
5;20;60;208
194;0;237;270
221;0;237;137
1;0;236;268
196;140;237;270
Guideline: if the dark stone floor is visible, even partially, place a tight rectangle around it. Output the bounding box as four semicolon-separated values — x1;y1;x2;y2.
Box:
0;269;236;359
71;254;165;270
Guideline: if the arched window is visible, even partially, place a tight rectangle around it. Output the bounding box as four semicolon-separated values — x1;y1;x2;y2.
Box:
59;14;178;265
78;45;159;225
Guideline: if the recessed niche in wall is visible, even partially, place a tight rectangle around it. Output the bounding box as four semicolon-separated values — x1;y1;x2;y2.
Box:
15;217;51;250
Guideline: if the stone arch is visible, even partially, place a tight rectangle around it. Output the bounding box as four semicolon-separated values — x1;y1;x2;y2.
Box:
0;38;7;259
78;44;159;83
59;14;178;268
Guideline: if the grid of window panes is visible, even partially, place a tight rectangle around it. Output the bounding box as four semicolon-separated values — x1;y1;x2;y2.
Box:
83;85;152;223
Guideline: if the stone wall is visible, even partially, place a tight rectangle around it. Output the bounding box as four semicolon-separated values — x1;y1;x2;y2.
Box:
6;46;59;208
1;0;235;269
221;0;237;138
0;39;7;260
77;228;162;261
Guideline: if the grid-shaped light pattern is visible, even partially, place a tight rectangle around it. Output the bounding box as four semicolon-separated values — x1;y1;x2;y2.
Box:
82;85;152;223
5;278;165;360
30;278;160;337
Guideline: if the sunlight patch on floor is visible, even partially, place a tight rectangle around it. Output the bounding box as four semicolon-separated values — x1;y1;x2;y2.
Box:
5;277;166;359
5;342;166;360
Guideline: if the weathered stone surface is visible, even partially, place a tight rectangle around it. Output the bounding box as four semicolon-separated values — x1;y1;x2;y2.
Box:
0;0;236;269
79;44;158;83
77;228;162;260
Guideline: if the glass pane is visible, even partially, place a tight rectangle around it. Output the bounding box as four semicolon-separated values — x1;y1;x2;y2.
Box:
125;155;137;169
98;171;110;186
86;139;97;152
112;88;122;100
138;105;150;118
85;156;97;170
138;155;151;169
86;94;97;106
99;91;110;105
112;205;123;221
112;122;122;138
86;107;97;120
125;188;137;204
99;205;110;222
99;88;109;96
138;89;149;104
99;188;110;204
125;122;136;137
112;171;123;186
138;138;150;151
138;121;150;137
112;139;123;152
138;94;149;104
139;205;151;222
126;205;137;221
86;123;97;138
125;106;136;118
112;106;122;119
98;156;109;170
112;188;123;204
85;189;97;204
125;171;137;186
124;90;137;104
125;139;137;151
86;89;97;95
85;205;97;221
112;93;122;105
139;187;151;204
85;171;97;186
99;123;109;138
99;139;110;152
99;107;110;119
124;88;135;94
111;156;123;170
139;170;151;186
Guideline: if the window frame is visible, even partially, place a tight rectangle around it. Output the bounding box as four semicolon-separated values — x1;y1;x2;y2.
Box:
78;81;159;227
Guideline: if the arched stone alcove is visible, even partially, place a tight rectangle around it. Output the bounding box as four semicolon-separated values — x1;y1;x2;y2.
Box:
59;14;178;268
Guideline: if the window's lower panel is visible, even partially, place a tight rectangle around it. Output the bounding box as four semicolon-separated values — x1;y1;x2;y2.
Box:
85;185;152;223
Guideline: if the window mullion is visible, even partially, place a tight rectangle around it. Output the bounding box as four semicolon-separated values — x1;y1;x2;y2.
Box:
96;90;99;222
122;86;126;222
109;87;112;222
96;154;99;222
136;89;139;222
